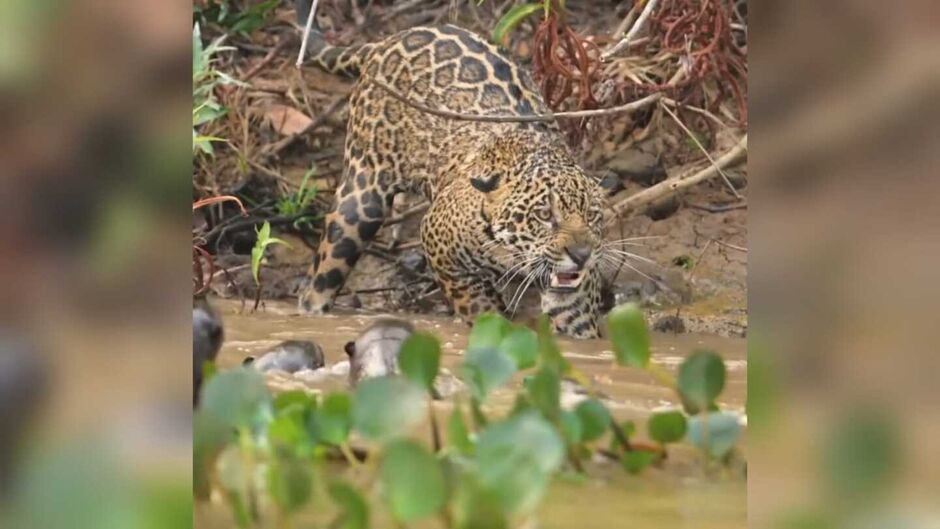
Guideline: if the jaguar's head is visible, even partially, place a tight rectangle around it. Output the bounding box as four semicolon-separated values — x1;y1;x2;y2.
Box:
473;143;607;292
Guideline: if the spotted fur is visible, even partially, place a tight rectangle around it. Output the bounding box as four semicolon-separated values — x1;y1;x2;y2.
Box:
296;21;606;338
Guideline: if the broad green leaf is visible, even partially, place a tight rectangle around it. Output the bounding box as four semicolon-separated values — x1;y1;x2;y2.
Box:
469;312;512;348
268;412;309;451
526;367;560;421
500;326;538;370
398;332;441;392
687;412;742;458
380;440;447;522
491;3;543;45
607;303;650;368
648;411;688;444
621;450;656;475
352;376;426;440
194;410;230;498
267;452;313;513
329;481;370;529
574;399;611;442
274;390;315;414
677;350;726;414
453;474;508;529
201;367;272;430
309;392;352;445
536;315;570;374
447;404;474;455
461;346;517;401
559;410;582;444
475;413;564;514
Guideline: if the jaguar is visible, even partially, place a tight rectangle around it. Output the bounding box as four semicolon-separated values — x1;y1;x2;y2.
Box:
296;3;608;338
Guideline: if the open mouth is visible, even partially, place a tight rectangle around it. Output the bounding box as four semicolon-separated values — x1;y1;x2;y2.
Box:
549;269;583;290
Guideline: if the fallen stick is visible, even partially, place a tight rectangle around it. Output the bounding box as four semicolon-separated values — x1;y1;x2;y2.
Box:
607;135;747;223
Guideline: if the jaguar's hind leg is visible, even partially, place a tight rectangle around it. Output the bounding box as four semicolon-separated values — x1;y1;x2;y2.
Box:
541;269;602;339
299;164;394;313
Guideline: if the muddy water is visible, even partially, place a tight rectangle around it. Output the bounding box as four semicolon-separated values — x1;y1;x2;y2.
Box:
207;298;747;528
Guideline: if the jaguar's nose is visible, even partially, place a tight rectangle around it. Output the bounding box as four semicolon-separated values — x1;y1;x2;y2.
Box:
565;243;592;268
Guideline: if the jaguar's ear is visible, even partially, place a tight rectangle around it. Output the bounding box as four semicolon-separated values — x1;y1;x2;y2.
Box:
470;172;501;193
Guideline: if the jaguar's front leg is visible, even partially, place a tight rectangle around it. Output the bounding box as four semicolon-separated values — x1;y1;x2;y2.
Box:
541;269;602;339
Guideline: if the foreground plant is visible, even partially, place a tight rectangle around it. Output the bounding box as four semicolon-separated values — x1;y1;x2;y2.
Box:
195;304;743;527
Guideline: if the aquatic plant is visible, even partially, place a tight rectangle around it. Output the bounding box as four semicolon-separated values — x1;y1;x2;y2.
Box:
194;304;743;527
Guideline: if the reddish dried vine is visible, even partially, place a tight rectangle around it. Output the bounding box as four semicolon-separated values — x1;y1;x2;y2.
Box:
531;3;601;112
627;0;747;125
193;195;247;296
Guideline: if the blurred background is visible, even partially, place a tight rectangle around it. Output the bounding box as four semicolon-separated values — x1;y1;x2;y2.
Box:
0;0;937;527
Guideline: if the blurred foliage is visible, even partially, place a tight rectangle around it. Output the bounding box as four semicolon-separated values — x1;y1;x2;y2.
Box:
192;23;242;155
194;304;744;527
274;166;320;229
193;0;279;36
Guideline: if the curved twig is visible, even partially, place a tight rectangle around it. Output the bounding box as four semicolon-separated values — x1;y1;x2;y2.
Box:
373;79;661;123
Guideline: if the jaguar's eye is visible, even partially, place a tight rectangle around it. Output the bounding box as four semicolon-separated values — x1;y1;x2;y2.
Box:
535;208;553;223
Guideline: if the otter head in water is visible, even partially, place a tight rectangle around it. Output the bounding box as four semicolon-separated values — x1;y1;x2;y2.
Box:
344;318;415;386
193;296;223;405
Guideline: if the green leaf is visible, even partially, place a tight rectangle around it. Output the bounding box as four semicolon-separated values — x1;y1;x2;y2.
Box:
559;410;582;444
193;410;230;499
201;367;272;430
475;413;565;514
309;392;352;446
268;412;309;450
469;312;512;348
257;220;271;241
398;332;441;392
500;326;538;370
687;412;742;458
274;390;315;414
452;474;508;529
352;376;426;440
267;452;313;513
329;481;370;529
536;315;570;374
574;399;611;442
251;245;264;285
607;303;650;368
526;367;560;421
491;3;543;45
461;346;517;401
380;440;447;522
648;411;688;444
621;450;656;475
677;350;726;414
192;24;204;76
447;404;474;455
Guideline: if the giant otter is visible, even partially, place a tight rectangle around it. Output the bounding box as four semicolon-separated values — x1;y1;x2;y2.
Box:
192;296;223;406
244;340;325;373
344;318;415;386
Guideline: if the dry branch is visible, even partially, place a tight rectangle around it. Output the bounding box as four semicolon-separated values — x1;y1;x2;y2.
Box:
601;0;660;61
373;79;661;122
608;135;747;222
